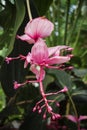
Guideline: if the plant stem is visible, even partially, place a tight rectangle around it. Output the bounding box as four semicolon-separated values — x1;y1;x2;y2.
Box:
57;0;61;44
26;0;32;20
66;100;70;115
67;91;78;118
67;0;83;45
73;18;84;50
64;0;70;45
67;92;81;130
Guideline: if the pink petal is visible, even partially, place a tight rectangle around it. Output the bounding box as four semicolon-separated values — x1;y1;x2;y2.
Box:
48;46;68;56
66;115;77;123
17;34;35;44
24;52;31;68
47;56;70;65
25;19;39;38
35;17;54;38
79;116;87;121
25;17;54;39
40;68;46;81
31;38;49;64
30;64;45;80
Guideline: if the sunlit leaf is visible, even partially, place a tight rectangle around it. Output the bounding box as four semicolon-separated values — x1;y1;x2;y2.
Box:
0;0;25;61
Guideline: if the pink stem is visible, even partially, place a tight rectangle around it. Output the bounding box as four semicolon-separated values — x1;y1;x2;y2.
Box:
39;81;52;113
46;65;63;69
77;121;80;130
35;99;44;106
46;90;63;96
27;80;39;83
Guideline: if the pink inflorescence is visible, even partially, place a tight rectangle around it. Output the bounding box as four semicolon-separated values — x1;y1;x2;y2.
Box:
5;17;73;119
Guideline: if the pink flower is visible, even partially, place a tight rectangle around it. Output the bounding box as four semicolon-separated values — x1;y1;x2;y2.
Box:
17;17;54;44
31;39;70;65
24;38;71;80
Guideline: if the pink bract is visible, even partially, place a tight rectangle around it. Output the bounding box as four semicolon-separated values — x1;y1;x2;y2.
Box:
17;17;54;44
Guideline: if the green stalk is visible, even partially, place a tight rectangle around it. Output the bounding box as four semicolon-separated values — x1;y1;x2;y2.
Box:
73;18;85;50
64;0;70;45
65;100;70;115
57;0;61;44
26;0;32;20
66;91;78;118
67;0;83;45
66;91;81;130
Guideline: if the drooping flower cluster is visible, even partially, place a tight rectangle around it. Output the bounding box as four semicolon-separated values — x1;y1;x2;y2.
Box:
5;17;73;119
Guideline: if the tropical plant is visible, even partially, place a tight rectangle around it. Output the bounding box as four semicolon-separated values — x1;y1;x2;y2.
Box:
0;0;87;130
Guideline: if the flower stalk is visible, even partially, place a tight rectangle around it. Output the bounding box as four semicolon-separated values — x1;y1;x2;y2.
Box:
26;0;32;20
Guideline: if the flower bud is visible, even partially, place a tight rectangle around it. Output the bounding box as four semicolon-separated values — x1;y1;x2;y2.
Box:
38;109;42;114
43;114;46;119
33;107;36;112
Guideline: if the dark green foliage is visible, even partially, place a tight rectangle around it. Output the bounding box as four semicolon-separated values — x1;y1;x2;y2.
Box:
32;0;53;16
0;0;25;60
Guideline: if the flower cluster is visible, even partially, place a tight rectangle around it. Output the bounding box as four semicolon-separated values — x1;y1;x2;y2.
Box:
5;17;73;119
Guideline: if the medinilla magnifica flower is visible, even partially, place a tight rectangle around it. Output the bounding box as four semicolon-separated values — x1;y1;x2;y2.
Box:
24;38;71;81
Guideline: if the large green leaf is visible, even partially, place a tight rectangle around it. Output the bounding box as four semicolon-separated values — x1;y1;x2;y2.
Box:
73;68;87;78
33;0;53;16
48;69;73;91
19;111;46;130
0;0;25;60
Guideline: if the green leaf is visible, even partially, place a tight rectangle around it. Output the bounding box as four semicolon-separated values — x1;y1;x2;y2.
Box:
72;88;87;96
48;69;73;91
0;45;8;58
19;104;46;130
33;0;53;16
0;0;25;60
70;56;82;67
43;74;54;90
73;68;87;78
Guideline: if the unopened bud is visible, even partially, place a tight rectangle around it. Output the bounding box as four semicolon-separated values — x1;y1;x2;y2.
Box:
55;114;61;119
52;115;56;120
33;107;36;112
37;106;40;110
56;102;60;107
14;81;21;89
69;54;73;58
38;109;42;114
43;114;46;119
61;87;68;93
68;66;74;70
67;48;73;51
5;57;13;64
48;106;52;113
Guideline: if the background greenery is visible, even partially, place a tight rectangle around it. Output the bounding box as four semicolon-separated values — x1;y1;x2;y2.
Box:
0;0;87;130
